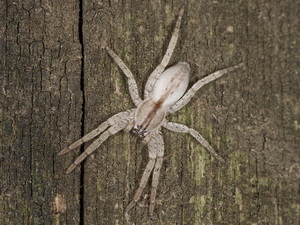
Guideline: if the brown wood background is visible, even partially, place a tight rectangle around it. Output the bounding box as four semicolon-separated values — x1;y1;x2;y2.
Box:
1;0;299;224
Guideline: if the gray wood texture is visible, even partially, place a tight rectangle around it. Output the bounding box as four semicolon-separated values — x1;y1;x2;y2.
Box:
1;0;299;224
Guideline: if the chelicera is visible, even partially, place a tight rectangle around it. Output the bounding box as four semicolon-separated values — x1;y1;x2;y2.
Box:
59;6;243;215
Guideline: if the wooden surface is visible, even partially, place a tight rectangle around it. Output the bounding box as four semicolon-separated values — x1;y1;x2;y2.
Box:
1;0;299;224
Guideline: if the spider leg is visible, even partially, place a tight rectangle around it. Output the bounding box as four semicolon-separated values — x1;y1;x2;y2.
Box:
58;111;131;156
149;133;164;216
169;63;244;113
65;118;130;174
144;6;185;98
105;47;142;106
126;132;162;213
163;121;225;163
125;159;156;212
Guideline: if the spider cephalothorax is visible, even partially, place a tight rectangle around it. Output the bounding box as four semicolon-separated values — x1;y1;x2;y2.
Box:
131;125;147;138
59;6;243;216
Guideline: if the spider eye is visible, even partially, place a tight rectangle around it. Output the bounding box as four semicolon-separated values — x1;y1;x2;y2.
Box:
132;126;147;138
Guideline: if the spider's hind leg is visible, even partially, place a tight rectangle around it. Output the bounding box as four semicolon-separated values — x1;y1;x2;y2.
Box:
144;6;185;98
169;63;244;113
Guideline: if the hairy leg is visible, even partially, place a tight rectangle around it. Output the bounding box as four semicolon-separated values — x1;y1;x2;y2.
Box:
149;132;164;216
58;111;131;155
65;118;130;174
144;6;185;98
126;131;163;212
169;63;244;113
163;121;225;162
105;47;142;106
125;159;156;212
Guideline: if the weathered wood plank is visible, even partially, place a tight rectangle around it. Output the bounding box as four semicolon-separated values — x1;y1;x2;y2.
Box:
0;0;82;224
1;0;299;224
80;0;299;224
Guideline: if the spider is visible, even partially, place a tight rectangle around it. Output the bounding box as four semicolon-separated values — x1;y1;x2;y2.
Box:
59;6;243;216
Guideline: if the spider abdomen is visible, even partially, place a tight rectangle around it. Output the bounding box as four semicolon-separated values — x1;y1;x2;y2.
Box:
133;62;190;136
150;62;190;108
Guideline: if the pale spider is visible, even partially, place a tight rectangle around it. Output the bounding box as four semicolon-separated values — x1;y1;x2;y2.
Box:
59;6;243;215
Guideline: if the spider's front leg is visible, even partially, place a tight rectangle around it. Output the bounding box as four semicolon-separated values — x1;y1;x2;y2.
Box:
126;131;165;216
163;121;225;163
59;110;133;173
149;132;164;216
